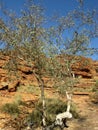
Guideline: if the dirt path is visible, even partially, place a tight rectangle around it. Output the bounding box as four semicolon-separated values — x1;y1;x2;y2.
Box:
76;104;98;130
65;95;98;130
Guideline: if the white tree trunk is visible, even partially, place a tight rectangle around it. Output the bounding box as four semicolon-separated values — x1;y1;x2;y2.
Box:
55;91;72;126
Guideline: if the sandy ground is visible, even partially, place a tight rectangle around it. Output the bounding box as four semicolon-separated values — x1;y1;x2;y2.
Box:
0;90;98;130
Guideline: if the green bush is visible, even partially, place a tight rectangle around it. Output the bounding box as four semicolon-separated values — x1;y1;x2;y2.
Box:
27;109;42;126
91;80;98;104
1;103;20;117
92;80;98;92
27;98;79;126
92;86;97;92
95;80;98;86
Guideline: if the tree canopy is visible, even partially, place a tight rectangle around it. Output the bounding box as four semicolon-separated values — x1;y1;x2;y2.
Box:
0;0;98;128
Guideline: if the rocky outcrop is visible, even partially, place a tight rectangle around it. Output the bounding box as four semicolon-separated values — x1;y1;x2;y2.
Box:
72;56;96;78
0;54;97;92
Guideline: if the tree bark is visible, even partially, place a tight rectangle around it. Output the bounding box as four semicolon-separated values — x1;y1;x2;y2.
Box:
33;71;46;128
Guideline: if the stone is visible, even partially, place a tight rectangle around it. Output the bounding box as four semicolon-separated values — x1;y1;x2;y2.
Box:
0;54;97;92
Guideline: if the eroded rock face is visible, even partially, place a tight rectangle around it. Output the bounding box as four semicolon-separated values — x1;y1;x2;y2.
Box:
0;82;8;90
8;81;20;92
0;54;97;92
71;56;96;78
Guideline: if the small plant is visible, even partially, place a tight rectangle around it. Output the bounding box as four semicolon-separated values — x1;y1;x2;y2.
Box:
1;103;20;117
27;98;79;127
95;80;98;88
14;94;22;105
92;86;97;92
92;80;98;92
90;80;98;103
27;109;42;126
18;85;40;95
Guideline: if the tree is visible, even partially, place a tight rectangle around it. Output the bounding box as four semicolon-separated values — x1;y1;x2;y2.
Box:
0;0;98;129
44;0;98;92
0;0;48;128
42;0;98;127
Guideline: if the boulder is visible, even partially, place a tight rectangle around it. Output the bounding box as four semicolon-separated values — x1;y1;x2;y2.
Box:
0;82;9;90
71;57;96;78
8;81;20;92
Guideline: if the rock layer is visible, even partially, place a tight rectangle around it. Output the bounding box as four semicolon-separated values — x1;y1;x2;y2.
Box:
0;54;97;92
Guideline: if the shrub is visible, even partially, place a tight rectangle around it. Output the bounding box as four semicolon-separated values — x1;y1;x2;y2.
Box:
27;98;79;127
92;80;98;92
18;85;40;95
27;109;42;126
1;103;20;117
91;80;98;104
92;86;97;92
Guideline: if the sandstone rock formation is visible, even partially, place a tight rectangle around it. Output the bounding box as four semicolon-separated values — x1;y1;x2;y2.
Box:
71;56;96;78
0;54;97;92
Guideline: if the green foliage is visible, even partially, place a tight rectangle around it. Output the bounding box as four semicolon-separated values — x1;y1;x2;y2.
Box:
0;1;97;129
54;77;78;96
27;98;79;126
17;85;40;95
27;109;42;126
71;102;79;118
0;0;97;101
1;103;20;117
92;80;98;92
91;80;98;104
0;94;27;118
95;80;98;87
13;94;22;105
92;86;97;92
